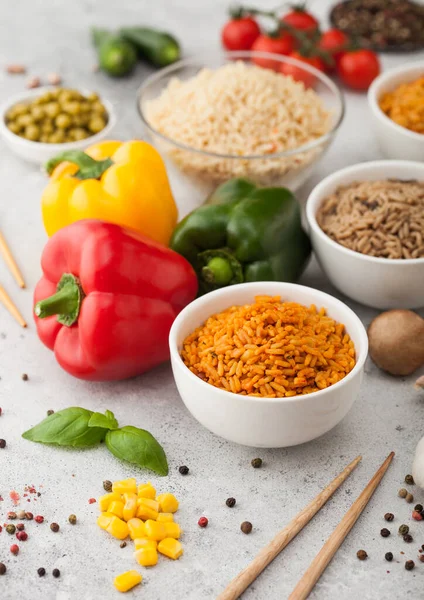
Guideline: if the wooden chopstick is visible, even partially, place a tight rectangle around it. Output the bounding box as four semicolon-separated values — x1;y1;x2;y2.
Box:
216;455;362;600
0;285;27;327
0;231;25;288
289;451;395;600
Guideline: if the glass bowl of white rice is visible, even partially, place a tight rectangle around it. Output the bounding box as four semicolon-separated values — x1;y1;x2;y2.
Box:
137;51;344;212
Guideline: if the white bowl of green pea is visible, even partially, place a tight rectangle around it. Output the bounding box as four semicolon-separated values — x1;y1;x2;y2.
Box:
0;87;116;165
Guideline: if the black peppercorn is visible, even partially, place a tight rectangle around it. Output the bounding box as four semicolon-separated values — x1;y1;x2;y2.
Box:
385;552;393;562
178;466;189;475
120;541;127;548
50;522;59;533
226;497;236;508
398;524;409;536
405;474;414;485
21;373;28;381
47;409;54;416
103;480;112;492
403;533;413;543
356;549;368;560
251;458;262;468
384;513;394;522
0;563;6;575
381;528;390;538
414;504;423;513
240;521;252;534
405;560;415;571
0;439;6;449
52;568;60;578
37;567;46;577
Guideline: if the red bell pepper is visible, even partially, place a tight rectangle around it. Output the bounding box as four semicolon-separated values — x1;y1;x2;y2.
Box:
34;220;197;381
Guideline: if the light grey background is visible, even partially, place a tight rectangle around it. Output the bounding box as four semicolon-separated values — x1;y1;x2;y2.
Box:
0;1;423;599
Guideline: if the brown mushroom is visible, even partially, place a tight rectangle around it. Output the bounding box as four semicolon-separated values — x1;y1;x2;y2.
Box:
368;309;424;376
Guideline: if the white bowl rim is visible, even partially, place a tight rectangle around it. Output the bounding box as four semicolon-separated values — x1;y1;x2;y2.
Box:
306;159;424;266
0;86;117;152
368;61;424;143
169;281;368;404
136;50;345;160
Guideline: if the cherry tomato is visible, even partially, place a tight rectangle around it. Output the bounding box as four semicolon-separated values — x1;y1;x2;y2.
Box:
221;17;261;51
280;51;324;87
251;33;294;69
281;8;319;33
318;29;349;71
336;49;380;91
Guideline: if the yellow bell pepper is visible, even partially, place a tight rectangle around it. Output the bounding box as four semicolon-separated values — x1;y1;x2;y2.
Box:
42;140;178;246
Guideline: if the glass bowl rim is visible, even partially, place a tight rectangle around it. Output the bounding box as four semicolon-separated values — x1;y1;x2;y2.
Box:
136;50;345;161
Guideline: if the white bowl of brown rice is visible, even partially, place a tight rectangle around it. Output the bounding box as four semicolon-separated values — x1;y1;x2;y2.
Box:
137;52;344;210
306;160;424;310
169;281;368;448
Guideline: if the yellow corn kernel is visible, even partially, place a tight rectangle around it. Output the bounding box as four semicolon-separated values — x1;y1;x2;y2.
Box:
136;503;158;521
137;497;160;512
137;482;156;499
123;493;138;521
134;547;158;567
114;570;142;593
144;519;167;541
112;478;137;495
108;500;125;520
164;522;182;539
157;513;174;523
106;516;129;540
97;511;115;530
134;538;157;551
98;492;122;512
156;493;179;513
158;538;183;560
127;518;146;540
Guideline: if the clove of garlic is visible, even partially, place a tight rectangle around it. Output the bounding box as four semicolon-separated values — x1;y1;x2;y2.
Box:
412;436;424;489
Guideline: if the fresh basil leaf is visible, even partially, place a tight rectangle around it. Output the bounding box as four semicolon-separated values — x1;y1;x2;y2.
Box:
105;426;168;476
22;407;106;448
88;410;118;431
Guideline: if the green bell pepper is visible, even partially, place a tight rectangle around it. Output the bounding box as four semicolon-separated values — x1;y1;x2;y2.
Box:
170;178;311;295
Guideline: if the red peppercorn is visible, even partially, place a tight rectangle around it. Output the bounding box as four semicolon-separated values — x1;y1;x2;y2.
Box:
34;515;44;523
16;531;28;541
198;516;208;528
412;511;423;521
16;523;25;531
0;407;2;416
88;498;96;504
10;544;19;555
0;525;2;533
24;512;33;520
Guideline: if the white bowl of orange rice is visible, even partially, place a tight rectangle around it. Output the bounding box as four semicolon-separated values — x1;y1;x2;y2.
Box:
169;282;368;448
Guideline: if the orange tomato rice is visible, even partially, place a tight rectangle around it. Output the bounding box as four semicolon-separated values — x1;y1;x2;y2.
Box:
181;295;356;398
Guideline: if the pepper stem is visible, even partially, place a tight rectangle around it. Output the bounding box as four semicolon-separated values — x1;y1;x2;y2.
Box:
45;150;113;180
202;257;234;286
34;273;84;327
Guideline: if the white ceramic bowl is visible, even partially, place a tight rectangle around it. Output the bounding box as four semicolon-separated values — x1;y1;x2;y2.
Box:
368;61;424;160
0;87;116;164
306;160;424;310
169;282;367;448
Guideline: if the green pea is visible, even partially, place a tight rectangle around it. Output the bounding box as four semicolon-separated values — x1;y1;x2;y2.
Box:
24;124;40;141
44;102;60;119
41;121;54;134
48;130;65;143
88;116;106;134
7;122;22;134
16;114;33;127
62;101;81;116
55;113;72;129
69;127;89;141
92;101;106;115
31;105;45;121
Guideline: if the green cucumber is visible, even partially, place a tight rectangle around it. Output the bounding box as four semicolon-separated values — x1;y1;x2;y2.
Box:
120;27;181;67
92;28;137;77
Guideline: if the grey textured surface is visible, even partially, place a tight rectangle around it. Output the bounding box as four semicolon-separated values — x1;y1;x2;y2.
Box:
0;1;424;599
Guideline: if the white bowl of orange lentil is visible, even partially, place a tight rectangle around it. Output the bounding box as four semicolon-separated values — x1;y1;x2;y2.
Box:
169;282;368;448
